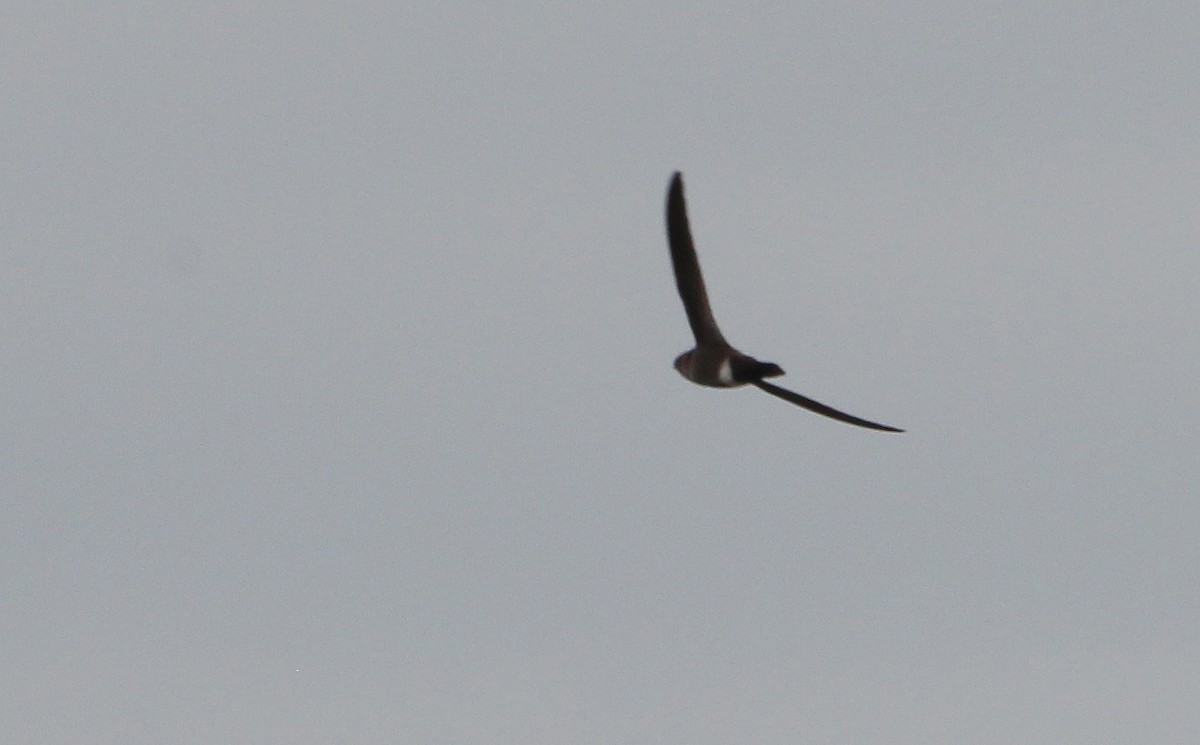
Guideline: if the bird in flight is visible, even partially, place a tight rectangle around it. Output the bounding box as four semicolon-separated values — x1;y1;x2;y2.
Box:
664;172;903;432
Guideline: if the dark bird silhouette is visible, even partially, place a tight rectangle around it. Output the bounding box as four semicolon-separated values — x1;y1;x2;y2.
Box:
665;172;903;432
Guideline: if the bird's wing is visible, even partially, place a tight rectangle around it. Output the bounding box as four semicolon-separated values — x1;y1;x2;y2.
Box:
752;380;904;432
666;172;726;345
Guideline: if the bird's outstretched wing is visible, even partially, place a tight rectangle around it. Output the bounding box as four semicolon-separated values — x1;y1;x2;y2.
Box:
752;380;904;432
666;172;726;345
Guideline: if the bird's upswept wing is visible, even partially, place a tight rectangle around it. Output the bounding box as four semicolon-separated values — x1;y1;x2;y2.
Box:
666;173;727;346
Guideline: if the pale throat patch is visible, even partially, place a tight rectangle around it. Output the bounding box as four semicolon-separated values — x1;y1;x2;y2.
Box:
717;358;734;385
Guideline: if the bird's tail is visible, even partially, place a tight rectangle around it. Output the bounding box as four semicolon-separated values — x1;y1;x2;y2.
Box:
752;361;785;379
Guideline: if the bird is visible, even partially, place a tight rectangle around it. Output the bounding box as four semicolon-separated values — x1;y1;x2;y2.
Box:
664;172;903;432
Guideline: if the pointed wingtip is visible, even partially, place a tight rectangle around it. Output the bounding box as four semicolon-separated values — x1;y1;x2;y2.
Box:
667;172;685;212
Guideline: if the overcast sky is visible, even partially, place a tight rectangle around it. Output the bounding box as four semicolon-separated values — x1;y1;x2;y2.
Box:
5;2;1200;743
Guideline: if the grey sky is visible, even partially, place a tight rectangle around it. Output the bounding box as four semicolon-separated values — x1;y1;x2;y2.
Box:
5;2;1199;743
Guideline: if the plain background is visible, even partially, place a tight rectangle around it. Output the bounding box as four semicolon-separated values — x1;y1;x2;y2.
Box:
5;2;1199;743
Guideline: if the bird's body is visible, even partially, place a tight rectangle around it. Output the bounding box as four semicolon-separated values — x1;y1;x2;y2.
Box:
664;172;903;433
673;347;782;388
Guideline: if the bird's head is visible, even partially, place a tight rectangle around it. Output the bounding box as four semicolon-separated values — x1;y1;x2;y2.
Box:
673;351;693;378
